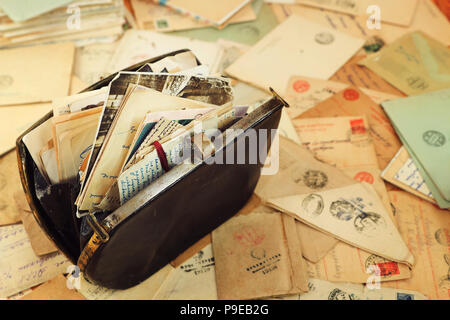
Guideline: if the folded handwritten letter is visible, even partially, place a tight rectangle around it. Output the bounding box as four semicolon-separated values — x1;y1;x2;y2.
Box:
0;224;69;298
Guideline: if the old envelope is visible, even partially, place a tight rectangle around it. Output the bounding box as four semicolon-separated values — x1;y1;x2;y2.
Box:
359;32;450;96
106;30;222;73
284;76;400;119
0;42;74;106
382;146;435;204
382;191;450;300
131;0;257;32
296;278;427;300
293;116;394;211
294;0;419;27
267;183;414;266
0;224;70;298
13;191;57;256
255;136;357;262
154;243;217;300
0;151;24;226
160;0;252;26
329;55;406;97
297;87;402;170
382;89;450;208
225;14;365;93
213;212;308;299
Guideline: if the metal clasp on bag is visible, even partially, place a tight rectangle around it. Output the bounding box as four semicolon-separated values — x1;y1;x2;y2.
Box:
87;212;110;243
269;87;290;108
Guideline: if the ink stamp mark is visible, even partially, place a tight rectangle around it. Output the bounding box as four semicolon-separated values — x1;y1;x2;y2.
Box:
315;32;335;45
330;200;358;221
233;226;265;247
397;293;414;300
302;194;324;216
328;288;356;300
180;250;215;276
246;252;281;275
423;130;446;147
354;211;386;236
349;118;366;135
434;228;450;246
343;89;360;101
353;171;374;184
365;254;400;277
293;80;310;93
303;170;328;189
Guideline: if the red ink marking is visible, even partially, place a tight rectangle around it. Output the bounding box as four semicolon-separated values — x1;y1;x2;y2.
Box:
233;227;265;247
376;261;400;276
350;118;366;135
353;171;374;184
293;80;310;93
343;88;360;101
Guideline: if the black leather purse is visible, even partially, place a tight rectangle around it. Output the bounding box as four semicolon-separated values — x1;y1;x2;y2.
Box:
16;50;288;290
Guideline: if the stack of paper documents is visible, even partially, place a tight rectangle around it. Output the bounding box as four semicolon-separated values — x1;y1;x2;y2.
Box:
0;0;125;49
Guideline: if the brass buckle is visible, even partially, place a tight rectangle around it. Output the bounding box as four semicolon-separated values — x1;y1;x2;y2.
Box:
269;87;290;108
87;213;110;243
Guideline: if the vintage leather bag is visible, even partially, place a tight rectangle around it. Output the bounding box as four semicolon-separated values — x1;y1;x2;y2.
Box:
16;50;288;289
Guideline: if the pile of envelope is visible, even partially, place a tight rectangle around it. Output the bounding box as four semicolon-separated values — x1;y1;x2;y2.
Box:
0;0;449;301
0;0;125;49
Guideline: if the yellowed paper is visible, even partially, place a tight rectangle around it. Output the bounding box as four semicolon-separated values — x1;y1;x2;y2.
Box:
132;0;256;32
382;191;450;300
295;0;418;26
360;31;450;96
0;42;74;106
77;265;173;300
213;212;308;299
225;14;364;93
79;86;215;211
154;243;217;300
296;87;402;170
294;278;427;300
268;183;414;266
0;151;24;226
13;191;57;256
0;224;70;298
284;76;400;119
381;147;435;204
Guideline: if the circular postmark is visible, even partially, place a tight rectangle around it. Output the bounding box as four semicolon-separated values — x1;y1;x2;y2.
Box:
353;212;386;236
434;228;450;247
365;254;400;278
303;170;328;189
328;288;356;300
293;80;310;93
301;194;324;216
423;130;446;147
315;32;335;45
233;226;265;247
0;75;13;90
353;171;374;184
329;200;358;221
250;247;266;260
343;89;360;101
